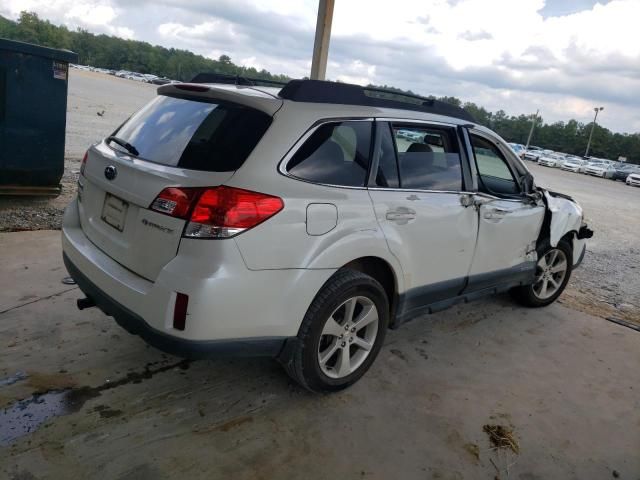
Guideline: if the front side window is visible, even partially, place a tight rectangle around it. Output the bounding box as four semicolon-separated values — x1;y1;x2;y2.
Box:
392;125;463;191
287;121;372;187
111;95;272;172
470;135;519;195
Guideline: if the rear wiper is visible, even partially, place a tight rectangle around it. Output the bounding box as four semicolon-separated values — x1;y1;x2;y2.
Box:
106;136;139;156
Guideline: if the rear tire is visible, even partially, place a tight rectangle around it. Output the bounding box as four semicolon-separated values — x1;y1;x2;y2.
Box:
512;239;573;308
279;269;389;392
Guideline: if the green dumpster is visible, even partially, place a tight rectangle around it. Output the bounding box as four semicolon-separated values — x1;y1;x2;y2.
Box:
0;38;78;195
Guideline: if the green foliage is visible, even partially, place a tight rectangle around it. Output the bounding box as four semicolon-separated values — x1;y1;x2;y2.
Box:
1;12;638;163
0;12;289;84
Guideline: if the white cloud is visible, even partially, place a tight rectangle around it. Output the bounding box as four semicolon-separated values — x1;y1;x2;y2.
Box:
2;0;639;132
0;0;134;38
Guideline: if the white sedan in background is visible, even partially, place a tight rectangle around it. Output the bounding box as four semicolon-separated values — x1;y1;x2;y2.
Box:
584;161;616;178
561;157;587;172
626;172;640;187
538;152;565;167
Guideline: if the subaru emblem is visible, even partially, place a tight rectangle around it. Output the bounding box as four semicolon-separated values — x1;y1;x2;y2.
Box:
104;165;117;181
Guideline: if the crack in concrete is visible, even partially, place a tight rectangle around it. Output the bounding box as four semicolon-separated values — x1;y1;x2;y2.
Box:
0;287;78;315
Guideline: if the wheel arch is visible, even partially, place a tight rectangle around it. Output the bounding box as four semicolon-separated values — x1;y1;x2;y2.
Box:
340;256;400;321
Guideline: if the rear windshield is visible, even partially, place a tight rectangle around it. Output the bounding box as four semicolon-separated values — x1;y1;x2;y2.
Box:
111;95;272;172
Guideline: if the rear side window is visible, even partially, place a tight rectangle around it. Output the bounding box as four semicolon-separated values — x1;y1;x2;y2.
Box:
392;125;463;191
287;121;372;187
111;95;272;172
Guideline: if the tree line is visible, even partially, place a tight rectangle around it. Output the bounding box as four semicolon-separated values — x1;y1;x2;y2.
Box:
1;12;638;163
0;12;289;84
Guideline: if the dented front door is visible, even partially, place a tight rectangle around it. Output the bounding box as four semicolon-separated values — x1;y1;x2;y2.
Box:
465;195;545;291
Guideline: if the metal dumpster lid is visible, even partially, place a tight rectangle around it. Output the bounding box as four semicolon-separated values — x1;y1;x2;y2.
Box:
0;37;78;63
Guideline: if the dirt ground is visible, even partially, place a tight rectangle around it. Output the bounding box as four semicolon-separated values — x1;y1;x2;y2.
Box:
1;232;639;479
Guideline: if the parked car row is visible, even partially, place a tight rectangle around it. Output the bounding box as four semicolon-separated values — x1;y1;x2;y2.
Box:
70;64;179;85
508;143;640;186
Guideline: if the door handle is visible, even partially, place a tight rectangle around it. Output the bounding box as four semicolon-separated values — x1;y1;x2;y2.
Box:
386;208;416;222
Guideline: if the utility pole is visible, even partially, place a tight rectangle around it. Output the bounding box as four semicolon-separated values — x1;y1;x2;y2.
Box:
585;107;604;158
310;0;335;80
525;109;539;150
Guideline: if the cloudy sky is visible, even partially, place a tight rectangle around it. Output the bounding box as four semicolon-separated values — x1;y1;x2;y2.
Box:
2;0;639;133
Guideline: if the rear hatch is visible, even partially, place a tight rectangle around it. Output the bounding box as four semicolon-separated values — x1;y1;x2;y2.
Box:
78;85;282;281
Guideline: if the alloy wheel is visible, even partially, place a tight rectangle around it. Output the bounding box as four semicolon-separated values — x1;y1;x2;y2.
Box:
533;248;568;300
317;296;379;379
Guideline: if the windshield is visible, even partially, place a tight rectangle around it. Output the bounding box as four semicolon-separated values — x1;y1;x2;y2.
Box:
111;95;272;172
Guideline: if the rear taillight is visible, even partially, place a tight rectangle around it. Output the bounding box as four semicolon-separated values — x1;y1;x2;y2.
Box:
150;186;283;238
80;151;88;176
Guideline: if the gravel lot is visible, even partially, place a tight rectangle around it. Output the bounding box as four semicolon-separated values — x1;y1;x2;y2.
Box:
0;69;637;323
529;162;640;324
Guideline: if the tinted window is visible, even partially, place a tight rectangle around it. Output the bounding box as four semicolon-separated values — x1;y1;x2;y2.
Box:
373;124;399;188
393;125;462;191
111;95;272;172
470;135;519;195
287;121;372;187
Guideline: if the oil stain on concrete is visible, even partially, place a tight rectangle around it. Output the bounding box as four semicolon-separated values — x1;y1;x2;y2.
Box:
0;359;190;446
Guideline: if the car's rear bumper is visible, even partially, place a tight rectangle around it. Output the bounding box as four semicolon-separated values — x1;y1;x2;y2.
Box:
61;199;331;357
64;253;288;358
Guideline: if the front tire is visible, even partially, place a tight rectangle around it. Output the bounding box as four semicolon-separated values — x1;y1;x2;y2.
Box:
512;239;573;308
280;269;389;392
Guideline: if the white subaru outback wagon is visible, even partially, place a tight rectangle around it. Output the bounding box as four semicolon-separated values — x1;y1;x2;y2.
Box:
62;78;593;392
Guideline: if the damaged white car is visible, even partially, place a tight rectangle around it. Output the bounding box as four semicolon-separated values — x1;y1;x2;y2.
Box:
62;78;593;392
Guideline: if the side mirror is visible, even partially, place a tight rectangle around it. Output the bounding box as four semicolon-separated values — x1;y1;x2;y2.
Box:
520;172;535;194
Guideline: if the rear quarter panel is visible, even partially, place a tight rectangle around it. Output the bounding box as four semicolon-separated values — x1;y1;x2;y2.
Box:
228;103;405;291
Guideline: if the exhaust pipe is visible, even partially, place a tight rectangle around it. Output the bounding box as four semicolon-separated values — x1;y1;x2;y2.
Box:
77;297;96;310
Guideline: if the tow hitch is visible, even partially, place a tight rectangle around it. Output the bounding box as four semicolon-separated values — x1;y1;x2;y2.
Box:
77;297;96;310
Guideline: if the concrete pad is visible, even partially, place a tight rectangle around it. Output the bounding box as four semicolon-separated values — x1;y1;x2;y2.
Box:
0;231;74;312
1;231;639;479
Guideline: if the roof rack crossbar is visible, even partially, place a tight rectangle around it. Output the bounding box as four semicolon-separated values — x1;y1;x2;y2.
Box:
190;72;288;88
278;80;475;123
